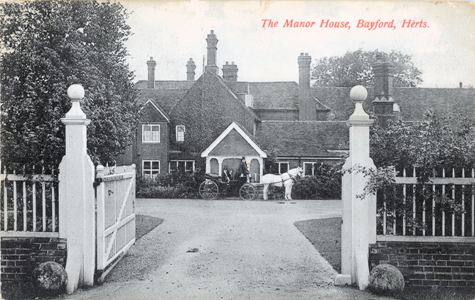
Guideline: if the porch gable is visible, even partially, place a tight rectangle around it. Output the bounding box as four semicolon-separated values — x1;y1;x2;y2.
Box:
201;122;267;158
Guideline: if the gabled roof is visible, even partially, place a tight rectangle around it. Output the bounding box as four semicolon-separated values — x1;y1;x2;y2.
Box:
213;75;260;122
256;121;349;157
137;88;189;114
140;99;170;122
201;122;267;157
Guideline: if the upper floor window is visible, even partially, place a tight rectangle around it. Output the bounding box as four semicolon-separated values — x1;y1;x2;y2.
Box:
176;125;185;142
142;124;160;143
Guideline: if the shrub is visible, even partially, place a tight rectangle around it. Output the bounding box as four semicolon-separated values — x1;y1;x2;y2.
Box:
292;163;342;200
136;170;205;199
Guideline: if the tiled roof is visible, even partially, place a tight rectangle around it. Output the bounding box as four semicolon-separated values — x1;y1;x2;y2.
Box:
312;87;475;121
137;88;189;114
135;79;474;123
226;81;329;110
239;82;299;109
135;80;195;113
135;80;195;90
256;121;349;157
395;88;475;121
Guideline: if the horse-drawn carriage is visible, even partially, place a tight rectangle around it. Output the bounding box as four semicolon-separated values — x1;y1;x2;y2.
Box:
198;166;304;201
198;173;257;200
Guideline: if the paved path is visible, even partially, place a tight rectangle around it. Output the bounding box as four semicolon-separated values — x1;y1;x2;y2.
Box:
64;199;391;300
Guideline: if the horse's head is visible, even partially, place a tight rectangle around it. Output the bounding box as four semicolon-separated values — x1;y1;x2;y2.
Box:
288;166;304;179
296;166;304;178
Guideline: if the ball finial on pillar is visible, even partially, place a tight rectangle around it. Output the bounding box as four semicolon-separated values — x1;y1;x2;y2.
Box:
350;85;368;102
67;84;85;101
349;85;370;121
64;84;87;120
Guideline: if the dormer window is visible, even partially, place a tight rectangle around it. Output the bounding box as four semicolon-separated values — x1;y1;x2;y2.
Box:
176;125;185;142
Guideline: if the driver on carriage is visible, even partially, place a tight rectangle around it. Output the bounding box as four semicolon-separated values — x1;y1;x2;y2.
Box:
239;157;249;183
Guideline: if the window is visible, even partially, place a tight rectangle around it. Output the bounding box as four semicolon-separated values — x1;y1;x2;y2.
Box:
176;125;185;142
143;160;160;179
278;162;289;174
169;160;195;173
142;124;160;143
303;162;315;176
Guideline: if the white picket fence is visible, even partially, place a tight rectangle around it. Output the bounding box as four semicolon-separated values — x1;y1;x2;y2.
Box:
377;167;475;241
0;164;59;237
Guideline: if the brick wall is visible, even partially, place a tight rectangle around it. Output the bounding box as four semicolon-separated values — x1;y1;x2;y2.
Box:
369;241;475;288
1;237;67;283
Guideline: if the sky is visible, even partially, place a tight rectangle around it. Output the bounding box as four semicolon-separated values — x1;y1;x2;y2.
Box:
122;0;475;88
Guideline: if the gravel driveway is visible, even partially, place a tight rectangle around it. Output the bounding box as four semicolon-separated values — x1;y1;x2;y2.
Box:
63;199;392;300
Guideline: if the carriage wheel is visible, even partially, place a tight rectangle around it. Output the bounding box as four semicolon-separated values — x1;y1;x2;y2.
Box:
199;180;219;200
239;183;256;200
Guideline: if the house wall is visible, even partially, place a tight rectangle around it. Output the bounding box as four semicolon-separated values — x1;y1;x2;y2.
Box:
170;72;257;155
115;143;134;166
135;103;169;176
369;241;475;288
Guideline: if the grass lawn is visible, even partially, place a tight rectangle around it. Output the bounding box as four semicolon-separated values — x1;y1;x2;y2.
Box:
294;217;342;273
135;214;163;240
294;217;475;300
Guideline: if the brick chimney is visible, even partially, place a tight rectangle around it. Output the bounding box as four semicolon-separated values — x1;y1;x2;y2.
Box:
298;52;316;120
147;57;156;88
186;58;196;81
222;61;238;82
205;30;218;74
372;55;395;126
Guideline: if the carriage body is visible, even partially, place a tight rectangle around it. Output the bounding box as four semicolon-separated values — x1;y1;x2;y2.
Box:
199;173;257;200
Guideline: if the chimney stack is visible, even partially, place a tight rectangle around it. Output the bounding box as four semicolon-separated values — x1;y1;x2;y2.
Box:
372;55;396;126
147;57;156;88
205;30;218;74
298;52;316;120
186;58;196;81
222;61;238;82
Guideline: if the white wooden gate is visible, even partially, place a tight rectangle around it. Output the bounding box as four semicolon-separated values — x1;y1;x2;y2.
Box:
95;164;136;281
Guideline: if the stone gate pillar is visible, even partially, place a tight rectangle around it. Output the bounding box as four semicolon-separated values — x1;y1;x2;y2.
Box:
58;84;95;294
335;85;376;290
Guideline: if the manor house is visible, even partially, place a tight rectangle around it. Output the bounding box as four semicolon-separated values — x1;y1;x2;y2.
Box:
119;30;475;181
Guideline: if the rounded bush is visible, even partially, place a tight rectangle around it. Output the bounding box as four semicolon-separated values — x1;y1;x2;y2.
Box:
368;264;405;295
32;261;67;293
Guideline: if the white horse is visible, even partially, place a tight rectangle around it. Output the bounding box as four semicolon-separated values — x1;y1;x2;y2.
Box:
262;167;303;201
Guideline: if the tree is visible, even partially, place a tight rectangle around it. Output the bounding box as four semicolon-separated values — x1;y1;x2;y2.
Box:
370;111;475;176
312;49;423;87
0;0;138;167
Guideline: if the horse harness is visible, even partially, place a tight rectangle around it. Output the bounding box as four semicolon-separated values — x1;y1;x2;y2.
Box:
266;171;299;185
